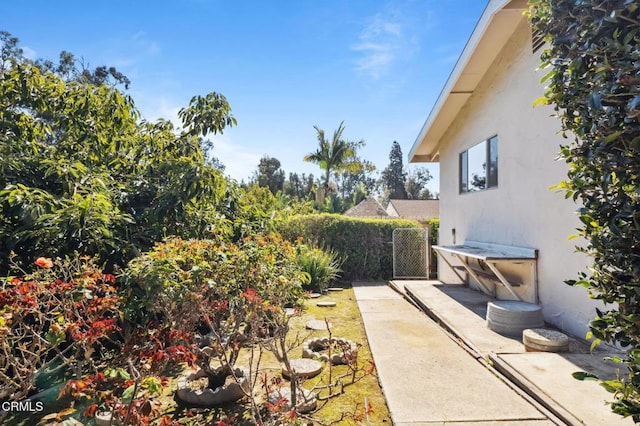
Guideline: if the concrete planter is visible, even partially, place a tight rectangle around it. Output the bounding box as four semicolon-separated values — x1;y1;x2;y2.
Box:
176;366;250;407
302;337;357;365
95;410;120;426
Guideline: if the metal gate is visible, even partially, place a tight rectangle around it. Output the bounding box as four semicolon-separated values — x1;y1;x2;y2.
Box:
392;227;430;279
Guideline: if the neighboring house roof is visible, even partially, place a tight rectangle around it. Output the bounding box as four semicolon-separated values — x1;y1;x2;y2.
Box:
408;0;528;163
343;197;388;218
386;199;439;220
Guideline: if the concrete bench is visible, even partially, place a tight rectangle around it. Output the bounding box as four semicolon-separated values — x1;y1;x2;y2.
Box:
433;241;538;302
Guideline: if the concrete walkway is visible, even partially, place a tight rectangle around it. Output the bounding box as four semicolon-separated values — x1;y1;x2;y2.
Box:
353;281;556;425
353;281;634;426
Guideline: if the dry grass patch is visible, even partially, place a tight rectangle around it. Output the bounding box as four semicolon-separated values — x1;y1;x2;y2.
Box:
159;285;391;425
295;287;392;424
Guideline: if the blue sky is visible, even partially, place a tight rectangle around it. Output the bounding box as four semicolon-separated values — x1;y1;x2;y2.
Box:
4;1;487;194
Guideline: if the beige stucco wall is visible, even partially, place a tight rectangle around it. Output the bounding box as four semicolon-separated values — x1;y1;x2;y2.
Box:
436;18;602;339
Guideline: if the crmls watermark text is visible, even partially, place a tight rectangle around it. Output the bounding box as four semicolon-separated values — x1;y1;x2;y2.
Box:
2;400;45;412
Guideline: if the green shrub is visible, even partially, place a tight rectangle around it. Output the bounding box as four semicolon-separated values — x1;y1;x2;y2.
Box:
530;0;640;420
278;214;421;280
121;233;306;327
296;245;343;292
427;218;439;247
427;218;440;277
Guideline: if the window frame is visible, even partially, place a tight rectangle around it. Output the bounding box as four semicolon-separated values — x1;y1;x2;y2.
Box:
458;135;498;194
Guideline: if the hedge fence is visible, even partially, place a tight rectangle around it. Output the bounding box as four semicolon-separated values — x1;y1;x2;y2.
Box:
277;214;423;281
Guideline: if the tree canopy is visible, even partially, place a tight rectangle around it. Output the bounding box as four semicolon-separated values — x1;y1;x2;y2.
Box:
381;141;408;200
252;155;286;194
303;121;365;195
380;141;433;202
0;31;236;272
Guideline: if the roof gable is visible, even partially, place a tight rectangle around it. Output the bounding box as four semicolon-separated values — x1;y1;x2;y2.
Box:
386;199;439;220
344;197;388;218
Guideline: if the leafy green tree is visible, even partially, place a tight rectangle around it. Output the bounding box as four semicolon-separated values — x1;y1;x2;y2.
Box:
283;172;316;200
35;50;131;89
233;184;314;235
381;141;408;201
0;31;22;72
301;173;317;199
338;159;377;198
0;32;236;272
530;0;640;419
284;172;303;199
252;155;286;194
303;121;365;199
336;158;377;211
406;167;434;200
0;31;129;89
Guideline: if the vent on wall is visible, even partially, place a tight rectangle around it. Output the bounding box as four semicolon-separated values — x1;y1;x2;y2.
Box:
531;28;545;53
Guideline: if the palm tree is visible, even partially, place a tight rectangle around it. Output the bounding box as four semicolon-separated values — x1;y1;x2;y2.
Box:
303;122;364;199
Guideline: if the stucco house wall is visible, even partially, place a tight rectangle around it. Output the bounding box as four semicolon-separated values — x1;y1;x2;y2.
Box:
421;13;602;338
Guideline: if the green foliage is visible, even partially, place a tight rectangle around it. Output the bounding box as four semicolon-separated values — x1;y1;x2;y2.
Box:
381;141;408;201
120;234;306;368
0;255;121;402
427;218;440;247
178;92;236;137
303;121;365;195
0;35;236;272
405;167;434;200
283;171;316;201
296;245;344;292
233;184;315;237
278;214;421;280
252;155;286;194
529;0;640;420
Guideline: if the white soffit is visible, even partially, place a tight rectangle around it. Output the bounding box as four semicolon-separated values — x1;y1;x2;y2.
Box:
409;0;527;163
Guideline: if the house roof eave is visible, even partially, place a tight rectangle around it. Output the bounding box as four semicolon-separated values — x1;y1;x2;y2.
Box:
408;0;528;164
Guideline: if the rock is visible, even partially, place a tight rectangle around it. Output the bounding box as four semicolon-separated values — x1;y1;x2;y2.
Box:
316;301;336;307
327;287;344;292
282;358;323;379
305;319;332;330
268;386;318;413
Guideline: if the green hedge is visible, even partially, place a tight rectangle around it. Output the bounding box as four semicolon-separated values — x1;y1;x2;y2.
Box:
426;218;439;246
278;214;421;281
426;218;439;277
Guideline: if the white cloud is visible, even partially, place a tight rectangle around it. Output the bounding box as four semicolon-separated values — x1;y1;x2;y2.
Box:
22;46;37;60
107;32;161;70
351;12;411;80
209;134;262;182
134;95;182;125
131;31;161;56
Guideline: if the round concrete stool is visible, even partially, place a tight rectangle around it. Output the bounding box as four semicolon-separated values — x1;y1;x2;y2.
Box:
523;328;570;352
282;358;323;379
486;301;544;336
